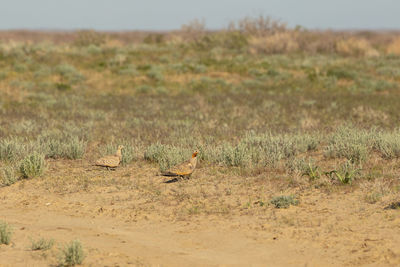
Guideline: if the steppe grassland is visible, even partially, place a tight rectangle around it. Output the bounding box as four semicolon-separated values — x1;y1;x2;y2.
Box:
1;17;400;201
1;18;400;266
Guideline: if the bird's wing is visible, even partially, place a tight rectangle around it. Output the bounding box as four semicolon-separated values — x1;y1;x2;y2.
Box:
166;160;194;176
96;155;120;167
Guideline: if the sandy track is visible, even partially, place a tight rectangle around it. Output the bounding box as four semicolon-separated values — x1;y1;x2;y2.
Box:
1;163;400;266
1;207;328;266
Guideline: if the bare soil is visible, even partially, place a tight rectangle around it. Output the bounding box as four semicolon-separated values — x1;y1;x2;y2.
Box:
1;159;400;266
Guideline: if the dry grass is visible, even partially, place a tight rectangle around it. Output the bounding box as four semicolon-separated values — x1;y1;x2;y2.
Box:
336;37;379;57
387;37;400;55
1;18;400;266
248;32;299;54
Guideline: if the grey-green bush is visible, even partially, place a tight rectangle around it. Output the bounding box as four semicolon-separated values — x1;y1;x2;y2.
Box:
0;138;25;162
325;125;373;163
19;152;46;178
59;240;85;266
325;161;360;184
0;165;20;186
373;131;400;159
144;143;189;171
31;237;55;251
270;195;299;209
41;137;86;160
0;221;12;245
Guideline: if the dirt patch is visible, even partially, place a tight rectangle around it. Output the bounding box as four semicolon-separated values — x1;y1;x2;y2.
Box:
1;161;400;266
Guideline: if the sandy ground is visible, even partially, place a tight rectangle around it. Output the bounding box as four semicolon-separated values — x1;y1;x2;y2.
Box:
1;159;400;266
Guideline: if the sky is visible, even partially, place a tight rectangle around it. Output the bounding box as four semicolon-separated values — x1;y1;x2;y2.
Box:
0;0;399;31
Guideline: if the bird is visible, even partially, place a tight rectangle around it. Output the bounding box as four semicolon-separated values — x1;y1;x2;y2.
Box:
161;151;198;179
95;145;124;169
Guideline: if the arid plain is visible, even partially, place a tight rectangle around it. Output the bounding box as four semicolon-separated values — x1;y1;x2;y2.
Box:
1;18;400;266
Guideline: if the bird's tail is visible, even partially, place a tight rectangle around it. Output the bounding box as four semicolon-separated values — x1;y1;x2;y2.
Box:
160;171;178;177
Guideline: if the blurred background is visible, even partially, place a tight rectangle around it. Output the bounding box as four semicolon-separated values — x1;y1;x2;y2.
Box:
1;0;399;30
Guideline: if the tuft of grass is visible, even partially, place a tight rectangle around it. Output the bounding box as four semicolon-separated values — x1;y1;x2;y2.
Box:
325;161;360;184
326;67;356;80
365;192;383;204
373;131;400;159
325;125;373;163
0;221;12;245
218;143;252;168
144;143;189;172
146;66;164;82
30;237;55;251
41;137;86;160
300;159;321;181
0;164;20;186
63;138;86;160
335;37;378;57
270;195;299;209
19;152;46;179
54;64;84;85
0;138;26;162
59;240;86;266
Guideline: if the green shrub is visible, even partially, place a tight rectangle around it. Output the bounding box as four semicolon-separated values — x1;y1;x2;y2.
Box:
31;237;55;251
54;64;84;85
270;195;299;209
118;64;139;76
374;131;400;159
286;157;320;180
285;157;305;174
59;240;85;266
136;85;152;93
0;221;12;245
0;138;25;162
147;66;164;82
144;143;188;172
325;125;373;163
237;132;318;167
0;165;20;186
41;137;86;160
325;161;360;184
144;143;166;163
218;143;251;167
19;152;46;179
326;67;356;80
63;138;86;160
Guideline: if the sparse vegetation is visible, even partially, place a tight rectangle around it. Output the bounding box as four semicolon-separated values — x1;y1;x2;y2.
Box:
0;138;26;162
0;164;20;186
325;161;361;184
270;195;299;209
0;221;12;245
30;237;55;251
59;240;85;266
0;20;399;187
19;152;46;179
0;17;400;266
300;159;321;181
325;125;373;164
373;131;400;159
42;137;86;160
